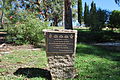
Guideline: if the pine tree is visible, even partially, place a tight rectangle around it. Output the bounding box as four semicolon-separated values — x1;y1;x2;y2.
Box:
97;9;108;30
84;2;89;27
89;1;98;31
78;0;82;25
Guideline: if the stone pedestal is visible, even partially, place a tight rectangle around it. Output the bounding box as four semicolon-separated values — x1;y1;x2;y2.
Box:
43;29;77;79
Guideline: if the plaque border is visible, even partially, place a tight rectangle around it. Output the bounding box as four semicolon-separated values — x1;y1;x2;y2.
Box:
46;32;75;54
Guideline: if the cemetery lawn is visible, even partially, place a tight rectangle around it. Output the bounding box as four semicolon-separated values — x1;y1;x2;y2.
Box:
75;44;120;80
0;43;120;80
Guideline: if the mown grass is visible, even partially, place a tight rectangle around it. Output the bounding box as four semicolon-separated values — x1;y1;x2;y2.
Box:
0;44;120;80
0;49;48;80
75;44;120;80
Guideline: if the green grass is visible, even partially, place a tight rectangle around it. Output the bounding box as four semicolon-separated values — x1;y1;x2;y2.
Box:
0;28;7;32
0;49;47;80
75;44;120;80
0;44;120;80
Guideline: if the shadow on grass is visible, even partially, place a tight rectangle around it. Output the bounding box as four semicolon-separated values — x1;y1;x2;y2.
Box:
14;68;52;80
33;43;46;51
76;44;120;80
77;29;120;43
76;44;120;61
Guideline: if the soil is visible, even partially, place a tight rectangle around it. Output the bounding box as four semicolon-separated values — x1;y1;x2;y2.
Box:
0;44;41;55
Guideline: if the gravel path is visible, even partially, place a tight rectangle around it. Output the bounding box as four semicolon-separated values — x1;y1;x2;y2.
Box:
93;42;120;51
94;42;120;46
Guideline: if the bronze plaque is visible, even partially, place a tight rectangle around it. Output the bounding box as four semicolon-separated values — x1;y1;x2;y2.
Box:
46;32;75;53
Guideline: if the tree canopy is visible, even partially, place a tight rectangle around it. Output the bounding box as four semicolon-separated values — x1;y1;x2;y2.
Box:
78;0;82;25
115;0;120;5
109;10;120;29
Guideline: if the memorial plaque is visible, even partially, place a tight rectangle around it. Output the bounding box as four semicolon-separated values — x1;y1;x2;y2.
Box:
44;29;77;79
46;32;75;53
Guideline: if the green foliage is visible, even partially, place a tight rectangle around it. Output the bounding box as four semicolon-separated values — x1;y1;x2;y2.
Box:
0;0;16;28
84;1;109;31
6;13;48;45
115;0;120;5
90;9;109;31
96;9;108;29
78;0;82;25
1;0;78;28
84;2;90;27
89;1;98;31
49;0;63;26
15;0;76;27
109;10;120;29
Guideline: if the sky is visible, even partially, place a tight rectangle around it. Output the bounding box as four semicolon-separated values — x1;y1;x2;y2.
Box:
82;0;120;11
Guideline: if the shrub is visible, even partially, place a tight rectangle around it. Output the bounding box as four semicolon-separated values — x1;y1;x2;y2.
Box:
6;14;48;45
109;10;120;29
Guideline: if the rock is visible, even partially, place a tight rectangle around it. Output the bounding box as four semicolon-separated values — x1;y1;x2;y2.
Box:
0;43;6;48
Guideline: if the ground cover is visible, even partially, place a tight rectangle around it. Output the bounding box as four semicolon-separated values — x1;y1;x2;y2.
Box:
0;46;48;80
0;43;120;80
75;43;120;80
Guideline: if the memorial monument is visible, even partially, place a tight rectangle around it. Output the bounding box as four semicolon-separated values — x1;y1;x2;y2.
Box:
43;0;77;79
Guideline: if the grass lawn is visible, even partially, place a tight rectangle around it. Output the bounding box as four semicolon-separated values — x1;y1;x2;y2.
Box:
0;49;48;80
75;44;120;80
0;43;120;80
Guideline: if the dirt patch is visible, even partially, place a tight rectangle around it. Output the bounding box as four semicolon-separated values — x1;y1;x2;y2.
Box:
0;43;41;54
0;32;7;34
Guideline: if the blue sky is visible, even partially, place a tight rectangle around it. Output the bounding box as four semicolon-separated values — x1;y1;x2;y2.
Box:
82;0;120;11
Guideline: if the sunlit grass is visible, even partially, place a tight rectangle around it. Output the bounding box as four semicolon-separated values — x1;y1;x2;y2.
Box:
75;43;120;80
0;49;47;80
48;26;64;30
0;44;120;80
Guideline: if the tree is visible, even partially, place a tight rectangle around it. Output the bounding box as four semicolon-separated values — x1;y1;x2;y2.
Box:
109;10;120;30
84;2;90;27
48;0;63;26
89;1;98;31
64;0;73;29
96;9;108;30
78;0;82;25
0;0;5;28
8;0;63;26
115;0;120;5
18;0;76;29
0;0;16;28
1;0;74;29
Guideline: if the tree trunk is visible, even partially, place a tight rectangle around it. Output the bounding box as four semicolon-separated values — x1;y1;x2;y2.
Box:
0;11;4;29
0;0;5;29
64;0;73;29
44;10;48;21
53;16;58;26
